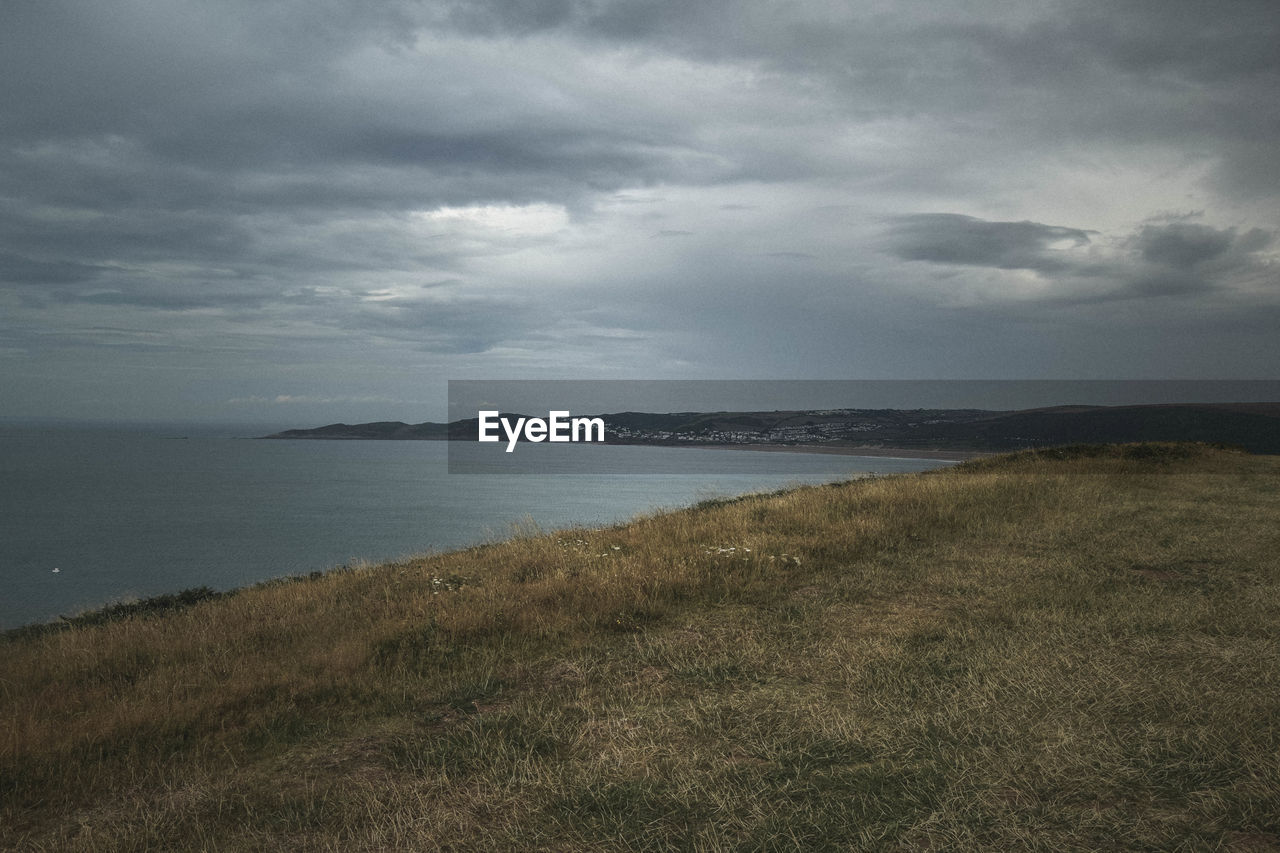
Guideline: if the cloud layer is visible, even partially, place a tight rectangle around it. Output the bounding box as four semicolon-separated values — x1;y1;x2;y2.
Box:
1;0;1278;420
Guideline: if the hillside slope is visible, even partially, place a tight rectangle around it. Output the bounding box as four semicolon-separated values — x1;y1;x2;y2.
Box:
3;444;1279;851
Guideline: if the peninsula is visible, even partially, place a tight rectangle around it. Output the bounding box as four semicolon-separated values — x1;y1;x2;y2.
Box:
264;401;1280;454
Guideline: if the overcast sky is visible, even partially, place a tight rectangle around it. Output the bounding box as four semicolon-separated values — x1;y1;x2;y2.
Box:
2;0;1278;423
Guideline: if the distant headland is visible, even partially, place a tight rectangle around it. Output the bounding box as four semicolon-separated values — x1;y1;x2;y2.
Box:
263;402;1280;455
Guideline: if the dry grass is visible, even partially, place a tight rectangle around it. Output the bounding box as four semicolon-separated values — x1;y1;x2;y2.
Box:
2;443;1278;851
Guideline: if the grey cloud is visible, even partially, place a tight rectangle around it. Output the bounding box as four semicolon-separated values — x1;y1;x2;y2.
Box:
51;282;271;311
427;0;727;44
429;0;1280;101
1128;222;1274;298
1050;0;1280;84
0;252;106;285
1214;140;1280;199
330;294;545;355
0;1;729;333
1137;223;1234;269
441;0;1280;196
886;213;1275;304
885;212;1274;306
886;214;1095;274
0;2;712;230
432;0;583;36
2;0;1279;421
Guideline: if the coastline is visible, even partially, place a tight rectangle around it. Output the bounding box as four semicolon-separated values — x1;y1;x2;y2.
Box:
265;433;993;460
7;446;1275;850
606;441;992;461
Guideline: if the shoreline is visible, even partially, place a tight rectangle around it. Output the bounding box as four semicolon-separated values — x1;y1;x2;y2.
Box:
606;441;992;461
262;432;988;458
3;444;975;634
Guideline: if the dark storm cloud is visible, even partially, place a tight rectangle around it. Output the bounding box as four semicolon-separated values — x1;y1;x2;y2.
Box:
0;0;726;333
1041;0;1280;83
0;0;707;268
887;214;1095;274
429;0;1280;197
5;0;1274;228
432;0;1280;95
1137;223;1253;269
887;214;1275;303
1128;222;1274;298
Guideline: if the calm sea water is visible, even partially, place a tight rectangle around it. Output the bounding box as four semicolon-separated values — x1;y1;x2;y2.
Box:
0;424;951;628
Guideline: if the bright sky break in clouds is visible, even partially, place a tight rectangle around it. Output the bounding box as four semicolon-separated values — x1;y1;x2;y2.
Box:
1;0;1277;422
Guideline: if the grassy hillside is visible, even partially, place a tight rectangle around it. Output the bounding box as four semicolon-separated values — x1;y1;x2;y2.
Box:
3;444;1279;851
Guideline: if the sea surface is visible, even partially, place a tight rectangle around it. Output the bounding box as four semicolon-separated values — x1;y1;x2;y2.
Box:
0;423;952;629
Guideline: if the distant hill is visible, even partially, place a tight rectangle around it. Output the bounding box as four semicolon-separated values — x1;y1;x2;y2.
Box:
267;421;449;440
265;414;534;442
902;403;1280;453
262;402;1280;454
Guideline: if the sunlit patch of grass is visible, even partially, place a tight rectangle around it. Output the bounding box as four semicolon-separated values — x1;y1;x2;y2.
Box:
2;444;1279;850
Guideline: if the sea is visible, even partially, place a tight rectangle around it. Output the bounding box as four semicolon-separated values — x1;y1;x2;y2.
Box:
0;423;952;629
